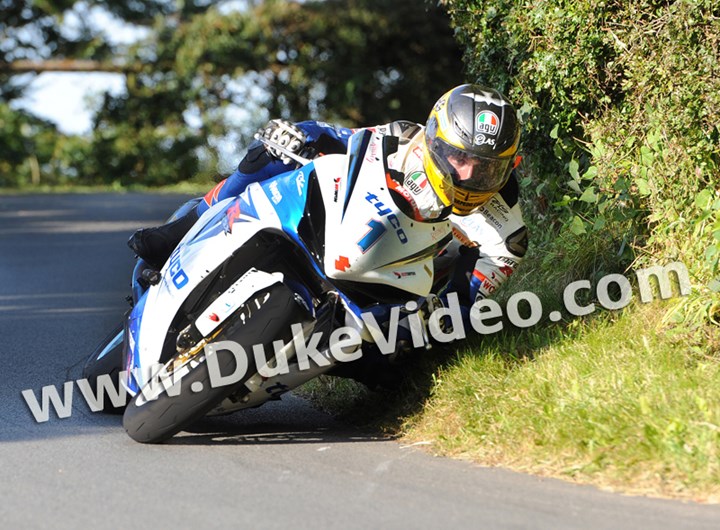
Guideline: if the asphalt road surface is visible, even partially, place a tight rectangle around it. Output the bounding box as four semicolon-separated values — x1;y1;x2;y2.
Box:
1;193;719;529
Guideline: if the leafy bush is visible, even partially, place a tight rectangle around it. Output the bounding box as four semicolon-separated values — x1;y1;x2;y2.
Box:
442;0;720;323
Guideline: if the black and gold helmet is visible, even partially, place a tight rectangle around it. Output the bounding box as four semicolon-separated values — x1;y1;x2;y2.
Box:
423;84;520;215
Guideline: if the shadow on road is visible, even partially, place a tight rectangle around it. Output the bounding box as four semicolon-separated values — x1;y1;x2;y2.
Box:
171;424;389;446
165;394;392;446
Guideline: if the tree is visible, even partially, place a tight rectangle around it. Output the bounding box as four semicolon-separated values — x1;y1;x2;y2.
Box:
1;0;465;187
163;0;465;124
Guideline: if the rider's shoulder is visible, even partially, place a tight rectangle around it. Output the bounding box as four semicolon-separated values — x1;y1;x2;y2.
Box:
360;121;423;143
497;171;520;209
387;121;423;142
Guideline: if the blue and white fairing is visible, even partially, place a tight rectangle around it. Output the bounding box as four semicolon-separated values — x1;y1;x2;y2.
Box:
316;133;451;291
124;130;452;393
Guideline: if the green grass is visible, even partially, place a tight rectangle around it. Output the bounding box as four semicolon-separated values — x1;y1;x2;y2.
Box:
300;302;720;502
298;224;720;501
405;304;720;500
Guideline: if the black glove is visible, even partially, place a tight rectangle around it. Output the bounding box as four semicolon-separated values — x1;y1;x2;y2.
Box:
452;245;481;305
259;119;307;165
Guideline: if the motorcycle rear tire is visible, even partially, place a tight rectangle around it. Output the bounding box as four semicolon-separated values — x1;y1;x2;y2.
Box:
122;282;307;444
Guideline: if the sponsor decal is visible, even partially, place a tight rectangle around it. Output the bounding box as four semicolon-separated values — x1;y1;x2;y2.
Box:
452;226;479;248
333;177;341;202
387;177;423;221
459;214;483;231
268;181;282;205
265;382;290;398
481;199;509;223
498;256;518;267
476;111;500;136
365;139;380;163
438;111;449;131
499;264;514;278
167;247;189;289
393;271;416;279
357;218;386;253
405;171;428;195
473;269;496;294
478;207;503;230
474;134;496;147
296;171;305;196
334;255;350;272
494;200;510;216
225;200;242;232
365;192;408;245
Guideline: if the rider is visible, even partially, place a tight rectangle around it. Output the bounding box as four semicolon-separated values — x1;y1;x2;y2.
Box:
128;84;528;311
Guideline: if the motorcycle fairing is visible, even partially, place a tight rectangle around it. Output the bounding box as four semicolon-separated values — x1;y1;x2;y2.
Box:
124;130;450;395
125;191;283;392
319;132;452;295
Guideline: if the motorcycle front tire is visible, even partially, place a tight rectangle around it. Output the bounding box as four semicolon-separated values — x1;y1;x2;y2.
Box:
82;323;127;414
122;282;308;444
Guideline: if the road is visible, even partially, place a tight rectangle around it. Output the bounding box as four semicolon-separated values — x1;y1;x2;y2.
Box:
0;193;718;529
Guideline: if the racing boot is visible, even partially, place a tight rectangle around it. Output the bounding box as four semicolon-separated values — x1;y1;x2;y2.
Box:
127;205;199;270
328;342;404;391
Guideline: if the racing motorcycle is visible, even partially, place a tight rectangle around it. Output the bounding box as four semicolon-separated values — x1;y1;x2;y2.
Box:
83;130;452;443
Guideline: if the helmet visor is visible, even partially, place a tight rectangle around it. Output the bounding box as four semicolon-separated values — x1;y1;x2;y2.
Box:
429;138;512;192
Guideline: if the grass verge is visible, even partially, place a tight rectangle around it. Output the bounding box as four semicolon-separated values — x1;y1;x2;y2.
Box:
299;302;720;502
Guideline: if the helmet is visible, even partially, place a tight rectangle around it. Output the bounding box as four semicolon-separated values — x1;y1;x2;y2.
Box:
423;84;520;216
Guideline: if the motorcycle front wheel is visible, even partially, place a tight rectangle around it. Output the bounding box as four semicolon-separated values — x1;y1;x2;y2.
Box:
122;282;309;444
82;323;127;414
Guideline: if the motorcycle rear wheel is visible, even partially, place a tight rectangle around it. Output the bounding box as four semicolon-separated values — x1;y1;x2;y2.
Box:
122;282;308;443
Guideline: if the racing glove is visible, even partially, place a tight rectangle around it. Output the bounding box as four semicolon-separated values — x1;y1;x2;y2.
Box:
259;119;308;165
452;245;482;305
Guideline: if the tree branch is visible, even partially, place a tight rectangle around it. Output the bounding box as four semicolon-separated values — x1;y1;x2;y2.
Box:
0;59;141;73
